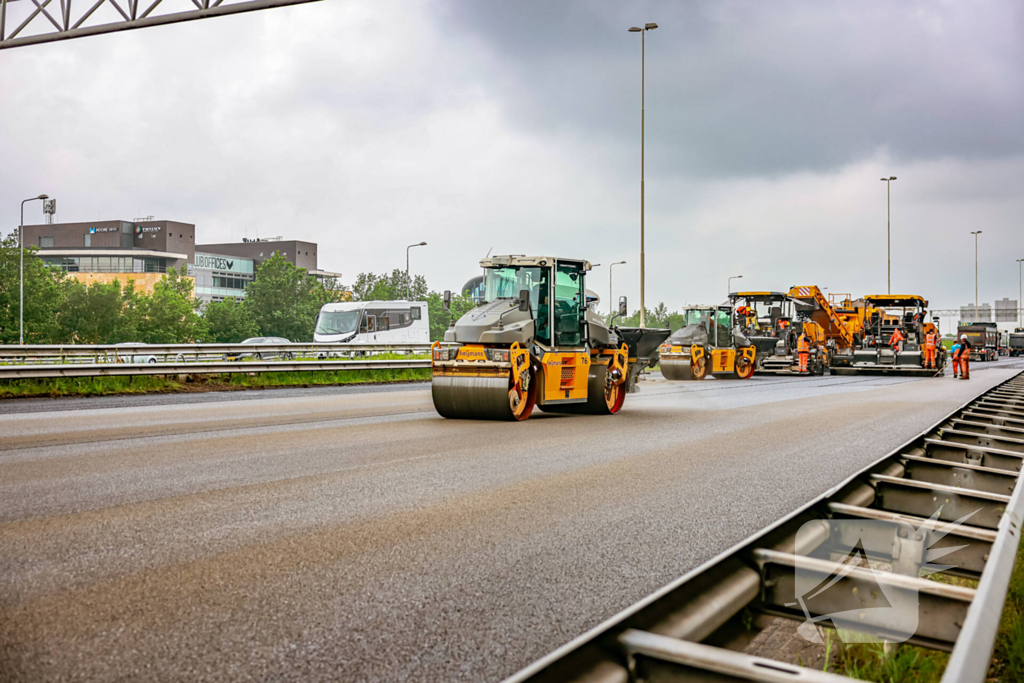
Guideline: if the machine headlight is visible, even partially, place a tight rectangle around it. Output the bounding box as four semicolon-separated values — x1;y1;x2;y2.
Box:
433;347;454;361
485;348;511;363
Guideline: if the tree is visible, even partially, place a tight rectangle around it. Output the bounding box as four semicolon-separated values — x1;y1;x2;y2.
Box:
351;269;427;302
204;298;258;343
427;291;476;341
243;252;327;341
56;279;140;344
0;230;68;344
137;268;208;343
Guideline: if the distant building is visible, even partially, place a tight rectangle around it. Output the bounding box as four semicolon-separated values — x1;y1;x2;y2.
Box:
960;303;992;324
188;252;255;303
23;219;195;293
995;297;1018;323
26;219;342;303
195;238;317;272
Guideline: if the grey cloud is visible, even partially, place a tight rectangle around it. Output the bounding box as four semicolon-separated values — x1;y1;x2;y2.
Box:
445;0;1024;177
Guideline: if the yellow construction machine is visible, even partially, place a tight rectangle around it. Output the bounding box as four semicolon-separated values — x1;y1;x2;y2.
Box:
829;295;945;375
728;291;829;375
431;256;670;421
659;305;757;380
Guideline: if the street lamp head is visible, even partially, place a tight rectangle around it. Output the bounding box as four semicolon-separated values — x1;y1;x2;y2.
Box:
419;241;427;246
890;176;897;181
37;194;49;200
628;26;642;32
644;22;658;30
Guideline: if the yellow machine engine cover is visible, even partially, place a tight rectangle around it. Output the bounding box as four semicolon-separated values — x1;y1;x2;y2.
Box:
537;351;590;404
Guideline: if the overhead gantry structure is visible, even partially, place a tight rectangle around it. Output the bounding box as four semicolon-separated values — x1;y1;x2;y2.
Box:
0;0;322;50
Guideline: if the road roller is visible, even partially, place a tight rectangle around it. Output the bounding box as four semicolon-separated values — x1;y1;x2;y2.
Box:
430;255;669;421
829;295;945;376
658;304;757;381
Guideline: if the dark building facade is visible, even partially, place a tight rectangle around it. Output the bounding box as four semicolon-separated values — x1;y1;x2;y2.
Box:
195;239;317;272
23;219;195;273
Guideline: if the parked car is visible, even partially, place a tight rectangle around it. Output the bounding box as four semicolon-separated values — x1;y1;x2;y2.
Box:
114;342;157;364
223;337;294;361
112;342;186;364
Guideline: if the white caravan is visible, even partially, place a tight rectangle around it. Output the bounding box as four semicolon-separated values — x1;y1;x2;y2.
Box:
314;300;430;345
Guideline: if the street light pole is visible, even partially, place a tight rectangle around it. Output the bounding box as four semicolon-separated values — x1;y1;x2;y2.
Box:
405;241;427;300
629;22;657;328
971;231;982;323
19;194;49;345
1016;258;1023;328
728;274;743;297
609;260;626;319
880;176;896;294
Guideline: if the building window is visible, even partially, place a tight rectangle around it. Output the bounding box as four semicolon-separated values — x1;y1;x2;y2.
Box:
39;236;54;248
84;234;91;247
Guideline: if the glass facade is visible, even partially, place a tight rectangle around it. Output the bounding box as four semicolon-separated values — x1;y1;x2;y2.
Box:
41;256;169;273
189;252;255;303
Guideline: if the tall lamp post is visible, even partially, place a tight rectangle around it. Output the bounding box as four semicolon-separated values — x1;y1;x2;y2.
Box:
19;194;49;345
880;176;896;294
609;260;627;319
971;230;982;323
405;241;427;299
629;21;657;327
1016;258;1023;328
728;274;743;297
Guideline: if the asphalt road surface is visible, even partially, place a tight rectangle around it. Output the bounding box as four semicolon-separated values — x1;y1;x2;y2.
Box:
2;360;1022;682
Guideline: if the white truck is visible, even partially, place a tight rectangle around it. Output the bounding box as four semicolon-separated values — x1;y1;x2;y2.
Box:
314;300;429;346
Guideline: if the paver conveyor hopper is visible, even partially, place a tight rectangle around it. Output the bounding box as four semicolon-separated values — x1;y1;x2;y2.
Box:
829;294;945;375
431;255;670;421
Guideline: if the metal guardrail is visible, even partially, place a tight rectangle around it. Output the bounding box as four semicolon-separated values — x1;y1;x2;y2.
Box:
505;371;1024;683
0;358;430;380
0;343;435;359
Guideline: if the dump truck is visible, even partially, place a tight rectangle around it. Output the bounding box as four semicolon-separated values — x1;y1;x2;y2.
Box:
958;322;999;362
829;295;945;375
1010;329;1024;357
659;304;757;380
727;291;828;375
431;255;670;421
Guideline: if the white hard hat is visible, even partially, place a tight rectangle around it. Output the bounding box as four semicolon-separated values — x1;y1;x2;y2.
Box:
961;334;967;340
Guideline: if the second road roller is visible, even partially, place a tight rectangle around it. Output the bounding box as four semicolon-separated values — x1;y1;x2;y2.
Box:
431;255;670;421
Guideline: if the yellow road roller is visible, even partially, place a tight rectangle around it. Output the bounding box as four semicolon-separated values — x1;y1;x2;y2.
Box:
659;305;757;381
431;255;669;421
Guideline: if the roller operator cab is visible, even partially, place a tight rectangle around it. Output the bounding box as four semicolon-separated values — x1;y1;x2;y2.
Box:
430;256;669;421
726;291;828;375
658;305;757;381
829;295;945;375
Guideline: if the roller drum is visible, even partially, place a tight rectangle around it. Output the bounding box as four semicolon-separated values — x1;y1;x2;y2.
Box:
432;374;520;420
660;357;694;381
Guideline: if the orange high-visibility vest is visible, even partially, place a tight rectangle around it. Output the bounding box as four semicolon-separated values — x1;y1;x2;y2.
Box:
797;335;810;353
890;329;905;346
925;332;937;350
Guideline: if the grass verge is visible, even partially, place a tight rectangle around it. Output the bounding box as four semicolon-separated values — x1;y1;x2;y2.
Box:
828;541;1024;681
0;355;431;399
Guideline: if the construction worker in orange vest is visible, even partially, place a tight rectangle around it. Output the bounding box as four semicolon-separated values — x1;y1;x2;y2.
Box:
959;334;973;380
923;329;938;369
797;330;811;372
950;340;961;378
889;326;905;350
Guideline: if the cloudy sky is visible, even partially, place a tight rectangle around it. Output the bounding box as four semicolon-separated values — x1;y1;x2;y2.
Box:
2;0;1022;327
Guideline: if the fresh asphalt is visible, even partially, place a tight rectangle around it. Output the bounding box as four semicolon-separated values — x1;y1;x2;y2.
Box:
2;359;1022;681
